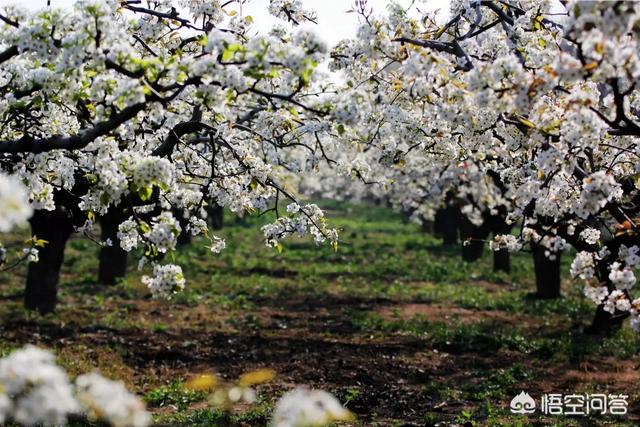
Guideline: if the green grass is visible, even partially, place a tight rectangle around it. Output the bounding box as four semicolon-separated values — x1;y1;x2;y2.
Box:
145;381;209;412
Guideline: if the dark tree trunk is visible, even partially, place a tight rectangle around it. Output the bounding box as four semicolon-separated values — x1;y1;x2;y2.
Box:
176;210;192;246
420;219;433;234
25;207;75;314
491;214;512;273
533;245;561;299
98;209;128;285
587;302;627;334
459;218;488;262
587;258;626;334
493;249;510;273
434;206;459;245
209;203;224;231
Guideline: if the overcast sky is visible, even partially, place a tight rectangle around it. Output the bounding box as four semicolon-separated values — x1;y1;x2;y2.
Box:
0;0;450;47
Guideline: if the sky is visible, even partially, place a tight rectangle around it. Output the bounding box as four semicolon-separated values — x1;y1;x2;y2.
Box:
0;0;451;47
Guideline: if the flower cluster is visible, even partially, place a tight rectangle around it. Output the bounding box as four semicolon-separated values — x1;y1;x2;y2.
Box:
132;157;175;192
209;236;226;254
261;204;339;249
488;235;522;253
118;218;140;252
579;228;601;245
268;0;317;25
570;251;596;281
144;212;181;254
0;345;78;426
575;172;623;219
141;263;186;299
608;262;636;291
0;345;150;427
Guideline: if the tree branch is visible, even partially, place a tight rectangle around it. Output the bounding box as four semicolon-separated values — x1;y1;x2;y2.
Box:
0;102;146;153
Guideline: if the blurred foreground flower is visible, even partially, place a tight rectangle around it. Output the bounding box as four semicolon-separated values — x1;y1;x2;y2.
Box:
271;388;354;427
185;368;276;409
76;372;151;427
0;173;32;233
0;345;150;427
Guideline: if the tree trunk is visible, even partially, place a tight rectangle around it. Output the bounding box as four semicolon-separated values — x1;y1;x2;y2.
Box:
434;206;459;245
209;203;224;231
420;219;433;234
25;207;75;314
176;210;192;246
587;259;626;334
493;249;510;273
533;245;561;299
460;218;487;262
491;214;511;273
98;209;128;285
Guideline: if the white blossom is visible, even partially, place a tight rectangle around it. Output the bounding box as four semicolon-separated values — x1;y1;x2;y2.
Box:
0;173;32;232
579;228;600;245
609;262;636;291
271;388;352;427
488;234;522;252
603;290;631;314
142;264;186;299
0;345;79;426
76;372;150;427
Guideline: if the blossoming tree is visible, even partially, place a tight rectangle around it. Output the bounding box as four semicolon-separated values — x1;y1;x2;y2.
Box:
327;0;640;333
0;0;339;313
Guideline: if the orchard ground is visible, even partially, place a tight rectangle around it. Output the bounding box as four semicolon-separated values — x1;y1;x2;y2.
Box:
0;202;639;427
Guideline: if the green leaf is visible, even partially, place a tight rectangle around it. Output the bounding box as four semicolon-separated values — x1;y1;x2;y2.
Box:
516;115;536;129
226;89;236;104
221;49;234;62
34;238;49;248
221;43;243;62
301;68;312;86
249;178;259;191
139;221;151;234
138;185;153;201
